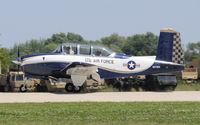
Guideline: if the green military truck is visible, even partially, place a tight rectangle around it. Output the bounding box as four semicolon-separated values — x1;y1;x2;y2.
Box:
0;71;38;92
0;71;105;92
182;68;198;83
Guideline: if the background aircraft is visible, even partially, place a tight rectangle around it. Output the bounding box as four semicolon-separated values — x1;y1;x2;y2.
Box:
13;28;184;92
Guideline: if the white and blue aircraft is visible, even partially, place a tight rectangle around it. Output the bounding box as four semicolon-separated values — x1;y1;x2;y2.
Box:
13;28;184;92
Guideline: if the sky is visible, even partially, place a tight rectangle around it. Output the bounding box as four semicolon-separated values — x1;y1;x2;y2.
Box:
0;0;200;49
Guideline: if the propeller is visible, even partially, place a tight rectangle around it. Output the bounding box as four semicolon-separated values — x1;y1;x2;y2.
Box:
12;46;23;70
17;47;20;58
17;47;20;71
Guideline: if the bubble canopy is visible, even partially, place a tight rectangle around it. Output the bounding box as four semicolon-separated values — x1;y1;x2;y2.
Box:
53;43;115;57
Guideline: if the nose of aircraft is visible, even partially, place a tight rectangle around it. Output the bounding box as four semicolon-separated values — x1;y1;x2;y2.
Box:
12;57;22;65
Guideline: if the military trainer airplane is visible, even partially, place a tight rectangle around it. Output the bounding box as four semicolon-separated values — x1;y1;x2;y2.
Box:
13;28;184;92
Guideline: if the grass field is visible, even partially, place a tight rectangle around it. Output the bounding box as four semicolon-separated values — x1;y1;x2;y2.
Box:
0;102;200;125
175;83;200;91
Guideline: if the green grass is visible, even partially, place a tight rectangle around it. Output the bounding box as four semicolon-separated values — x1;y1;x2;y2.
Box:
175;79;200;91
0;102;200;125
175;83;200;91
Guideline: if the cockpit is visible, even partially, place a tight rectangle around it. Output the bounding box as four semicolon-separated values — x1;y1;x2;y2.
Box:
53;43;115;57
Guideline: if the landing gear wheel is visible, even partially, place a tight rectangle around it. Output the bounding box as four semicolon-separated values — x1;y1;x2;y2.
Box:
36;84;48;92
0;86;5;92
65;83;74;92
74;86;81;93
20;84;27;92
36;84;42;92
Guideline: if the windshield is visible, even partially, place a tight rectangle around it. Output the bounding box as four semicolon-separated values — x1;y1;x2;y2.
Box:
63;45;76;54
53;43;115;57
80;45;90;55
53;43;77;54
92;45;113;56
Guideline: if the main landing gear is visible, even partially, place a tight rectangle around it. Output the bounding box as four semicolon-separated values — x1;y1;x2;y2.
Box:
65;83;81;93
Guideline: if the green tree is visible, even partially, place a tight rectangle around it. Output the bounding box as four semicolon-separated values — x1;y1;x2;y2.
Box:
9;39;45;59
184;41;200;63
67;32;86;44
44;43;58;53
122;32;158;56
45;32;87;46
0;48;11;73
101;33;125;53
187;42;200;54
45;33;68;45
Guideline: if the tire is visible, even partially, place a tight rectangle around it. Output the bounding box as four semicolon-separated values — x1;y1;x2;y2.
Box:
36;84;42;92
36;84;48;92
65;83;74;92
0;86;5;92
74;86;81;93
41;86;48;92
20;84;27;92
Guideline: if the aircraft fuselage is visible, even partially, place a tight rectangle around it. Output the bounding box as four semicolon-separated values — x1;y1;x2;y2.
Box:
20;53;184;79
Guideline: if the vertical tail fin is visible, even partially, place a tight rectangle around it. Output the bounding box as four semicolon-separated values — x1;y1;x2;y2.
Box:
156;28;184;64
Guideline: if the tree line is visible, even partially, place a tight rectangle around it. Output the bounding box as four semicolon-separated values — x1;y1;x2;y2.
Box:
0;32;200;73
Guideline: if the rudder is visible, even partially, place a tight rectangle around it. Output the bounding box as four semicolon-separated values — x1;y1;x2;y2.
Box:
156;28;184;64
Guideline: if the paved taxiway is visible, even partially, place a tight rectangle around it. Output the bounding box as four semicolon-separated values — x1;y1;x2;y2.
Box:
0;91;200;103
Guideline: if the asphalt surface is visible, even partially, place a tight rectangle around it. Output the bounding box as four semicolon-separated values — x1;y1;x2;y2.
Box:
0;91;200;103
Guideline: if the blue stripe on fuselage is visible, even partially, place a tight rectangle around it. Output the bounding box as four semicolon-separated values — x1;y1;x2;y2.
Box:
21;53;61;60
97;62;184;79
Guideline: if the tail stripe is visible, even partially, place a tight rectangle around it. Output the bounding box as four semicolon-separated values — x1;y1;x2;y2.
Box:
172;33;184;64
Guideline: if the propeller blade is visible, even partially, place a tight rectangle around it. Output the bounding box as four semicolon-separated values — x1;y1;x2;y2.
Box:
18;65;20;71
17;47;20;57
17;47;20;71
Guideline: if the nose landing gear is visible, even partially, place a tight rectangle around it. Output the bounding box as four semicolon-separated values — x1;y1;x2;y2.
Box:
20;84;27;92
